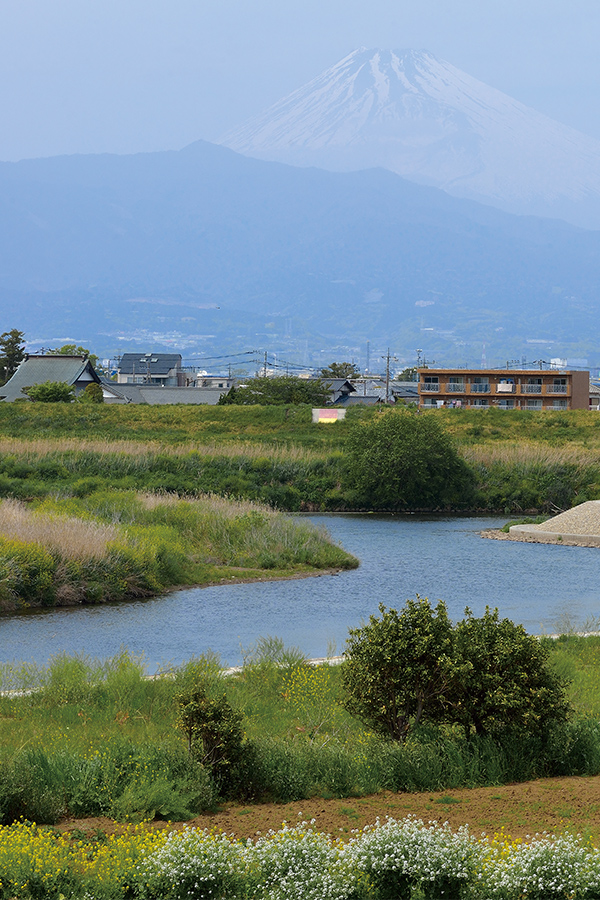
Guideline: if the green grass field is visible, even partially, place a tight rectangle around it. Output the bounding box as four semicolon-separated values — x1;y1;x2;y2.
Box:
0;634;599;825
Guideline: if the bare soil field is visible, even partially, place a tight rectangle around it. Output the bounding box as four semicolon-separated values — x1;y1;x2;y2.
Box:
57;774;600;843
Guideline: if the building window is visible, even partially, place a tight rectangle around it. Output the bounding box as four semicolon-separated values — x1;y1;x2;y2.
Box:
497;399;515;409
526;399;543;410
470;398;489;407
553;399;568;409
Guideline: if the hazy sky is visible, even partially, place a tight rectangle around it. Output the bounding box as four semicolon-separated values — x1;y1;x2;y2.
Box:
1;0;599;161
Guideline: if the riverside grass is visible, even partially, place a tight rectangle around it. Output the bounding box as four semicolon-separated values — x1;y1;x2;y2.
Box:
5;818;600;899
1;637;600;826
0;491;357;611
2;405;600;512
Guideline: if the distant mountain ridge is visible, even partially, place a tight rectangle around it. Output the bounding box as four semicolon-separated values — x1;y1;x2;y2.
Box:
220;48;600;228
1;140;600;364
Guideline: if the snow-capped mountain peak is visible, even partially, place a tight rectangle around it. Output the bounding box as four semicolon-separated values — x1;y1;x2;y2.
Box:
219;48;600;227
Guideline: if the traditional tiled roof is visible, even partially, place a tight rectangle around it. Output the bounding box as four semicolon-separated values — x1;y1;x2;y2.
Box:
0;355;100;401
101;383;226;405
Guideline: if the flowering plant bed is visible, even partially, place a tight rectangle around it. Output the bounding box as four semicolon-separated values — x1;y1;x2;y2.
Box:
3;816;600;899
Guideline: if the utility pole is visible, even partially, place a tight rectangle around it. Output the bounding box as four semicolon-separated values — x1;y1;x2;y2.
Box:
382;348;398;404
263;351;268;378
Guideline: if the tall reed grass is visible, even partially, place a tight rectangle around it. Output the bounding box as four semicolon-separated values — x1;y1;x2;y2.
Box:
0;498;117;559
0;491;357;610
461;441;600;511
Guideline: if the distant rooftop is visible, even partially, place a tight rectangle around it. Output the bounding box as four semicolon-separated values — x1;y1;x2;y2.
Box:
118;353;182;376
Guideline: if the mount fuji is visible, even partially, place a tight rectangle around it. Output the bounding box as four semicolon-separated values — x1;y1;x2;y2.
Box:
220;48;600;228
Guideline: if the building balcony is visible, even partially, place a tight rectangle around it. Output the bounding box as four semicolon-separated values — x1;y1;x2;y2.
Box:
420;383;440;392
496;383;515;393
471;383;490;393
522;383;542;393
546;384;568;394
445;382;466;393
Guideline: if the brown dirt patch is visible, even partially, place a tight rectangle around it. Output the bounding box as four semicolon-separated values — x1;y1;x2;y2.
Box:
56;774;600;843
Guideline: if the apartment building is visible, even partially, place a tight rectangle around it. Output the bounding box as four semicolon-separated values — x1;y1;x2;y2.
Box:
417;368;589;410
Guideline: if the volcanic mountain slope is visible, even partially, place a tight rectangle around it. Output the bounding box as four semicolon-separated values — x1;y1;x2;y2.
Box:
220;48;600;227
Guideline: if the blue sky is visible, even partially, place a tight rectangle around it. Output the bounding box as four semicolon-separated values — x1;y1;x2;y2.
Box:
1;0;598;160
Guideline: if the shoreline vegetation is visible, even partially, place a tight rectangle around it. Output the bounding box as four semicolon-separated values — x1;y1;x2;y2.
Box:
0;492;358;613
0;632;599;822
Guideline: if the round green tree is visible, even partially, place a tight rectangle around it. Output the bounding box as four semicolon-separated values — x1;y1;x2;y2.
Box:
341;597;461;742
453;607;571;739
345;410;475;509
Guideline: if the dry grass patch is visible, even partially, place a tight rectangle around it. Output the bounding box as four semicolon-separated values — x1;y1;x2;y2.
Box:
0;437;327;464
0;499;118;560
461;442;600;469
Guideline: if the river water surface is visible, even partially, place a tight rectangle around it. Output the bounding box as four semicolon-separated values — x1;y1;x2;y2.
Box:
1;515;599;671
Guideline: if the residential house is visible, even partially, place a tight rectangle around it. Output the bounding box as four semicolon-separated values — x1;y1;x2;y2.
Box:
101;382;229;405
117;353;184;386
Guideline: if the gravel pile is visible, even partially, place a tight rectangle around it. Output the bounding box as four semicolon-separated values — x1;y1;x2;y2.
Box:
531;500;600;535
481;500;600;547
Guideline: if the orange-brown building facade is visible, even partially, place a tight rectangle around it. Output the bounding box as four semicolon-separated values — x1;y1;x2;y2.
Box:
417;368;589;410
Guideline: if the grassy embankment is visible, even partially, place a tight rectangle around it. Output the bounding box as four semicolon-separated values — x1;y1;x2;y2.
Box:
0;634;599;826
1;404;600;513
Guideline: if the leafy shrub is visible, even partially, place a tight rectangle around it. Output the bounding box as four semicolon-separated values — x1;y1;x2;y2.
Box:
341;598;458;741
78;382;104;403
345;410;475;510
454;607;572;740
176;680;245;794
22;381;75;402
341;599;572;745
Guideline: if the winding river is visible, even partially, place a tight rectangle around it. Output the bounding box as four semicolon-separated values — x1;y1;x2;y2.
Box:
1;514;599;671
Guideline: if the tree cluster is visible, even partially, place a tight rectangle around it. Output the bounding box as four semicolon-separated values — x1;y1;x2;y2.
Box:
0;329;25;385
218;375;330;406
345;409;475;510
342;598;571;744
320;361;361;378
